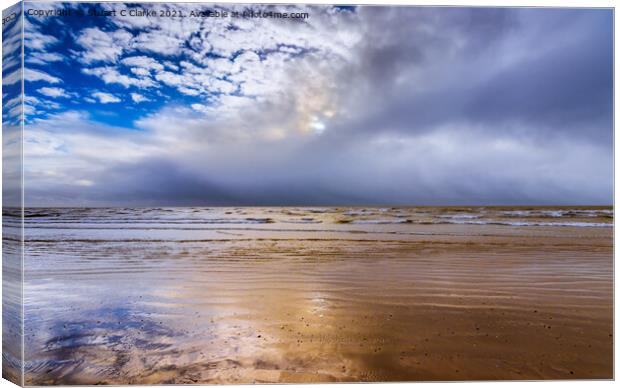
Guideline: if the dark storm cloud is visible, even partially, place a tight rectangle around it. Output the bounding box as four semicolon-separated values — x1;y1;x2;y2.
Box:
466;10;613;141
334;8;612;142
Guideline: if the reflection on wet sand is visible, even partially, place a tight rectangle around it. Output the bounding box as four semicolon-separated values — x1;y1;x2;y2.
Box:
17;207;613;384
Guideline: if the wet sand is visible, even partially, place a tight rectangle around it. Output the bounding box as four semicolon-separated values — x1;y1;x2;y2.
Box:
13;207;613;383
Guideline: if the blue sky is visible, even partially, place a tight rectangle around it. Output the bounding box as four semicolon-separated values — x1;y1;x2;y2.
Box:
6;3;614;206
24;3;240;127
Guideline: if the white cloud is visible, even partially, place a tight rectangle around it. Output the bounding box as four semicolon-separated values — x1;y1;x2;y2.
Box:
76;27;133;63
177;87;201;96
24;95;60;110
37;87;69;98
22;105;36;115
27;52;65;65
24;18;59;51
129;67;150;77
131;93;150;103
92;92;121;104
3;69;21;85
24;68;61;84
4;96;21;109
164;61;179;71
25;31;59;51
132;30;185;56
7;105;22;120
190;103;209;113
3;56;19;72
83;66;156;89
2;10;22;67
23;110;165;203
65;5;360;107
153;70;186;87
121;55;164;71
154;69;205;95
24;96;42;106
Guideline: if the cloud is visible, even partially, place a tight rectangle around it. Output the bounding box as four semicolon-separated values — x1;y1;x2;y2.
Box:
190;104;208;113
75;27;133;63
83;66;157;88
24;68;61;84
27;52;65;65
21;6;613;206
69;4;360;102
2;9;23;70
24;30;59;51
22;95;61;118
3;69;21;86
23;17;60;51
37;87;69;98
121;55;164;71
132;30;185;56
4;96;21;109
130;93;150;103
92;92;121;104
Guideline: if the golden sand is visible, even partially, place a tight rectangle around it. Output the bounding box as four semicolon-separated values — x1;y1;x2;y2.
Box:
13;207;613;383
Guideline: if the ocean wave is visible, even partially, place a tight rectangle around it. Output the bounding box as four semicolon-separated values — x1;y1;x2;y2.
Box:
283;218;322;224
346;219;412;224
438;214;481;219
442;219;612;228
24;218;276;225
502;209;613;218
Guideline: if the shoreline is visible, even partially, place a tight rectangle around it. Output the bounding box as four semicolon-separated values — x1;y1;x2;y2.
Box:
6;206;613;384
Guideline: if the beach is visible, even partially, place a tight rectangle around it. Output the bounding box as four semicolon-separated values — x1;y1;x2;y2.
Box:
10;206;613;383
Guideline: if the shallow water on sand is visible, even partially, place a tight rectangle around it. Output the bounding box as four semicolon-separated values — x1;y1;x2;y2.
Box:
5;207;613;383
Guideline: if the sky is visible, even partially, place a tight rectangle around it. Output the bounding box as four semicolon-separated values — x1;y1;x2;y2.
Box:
3;2;614;206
